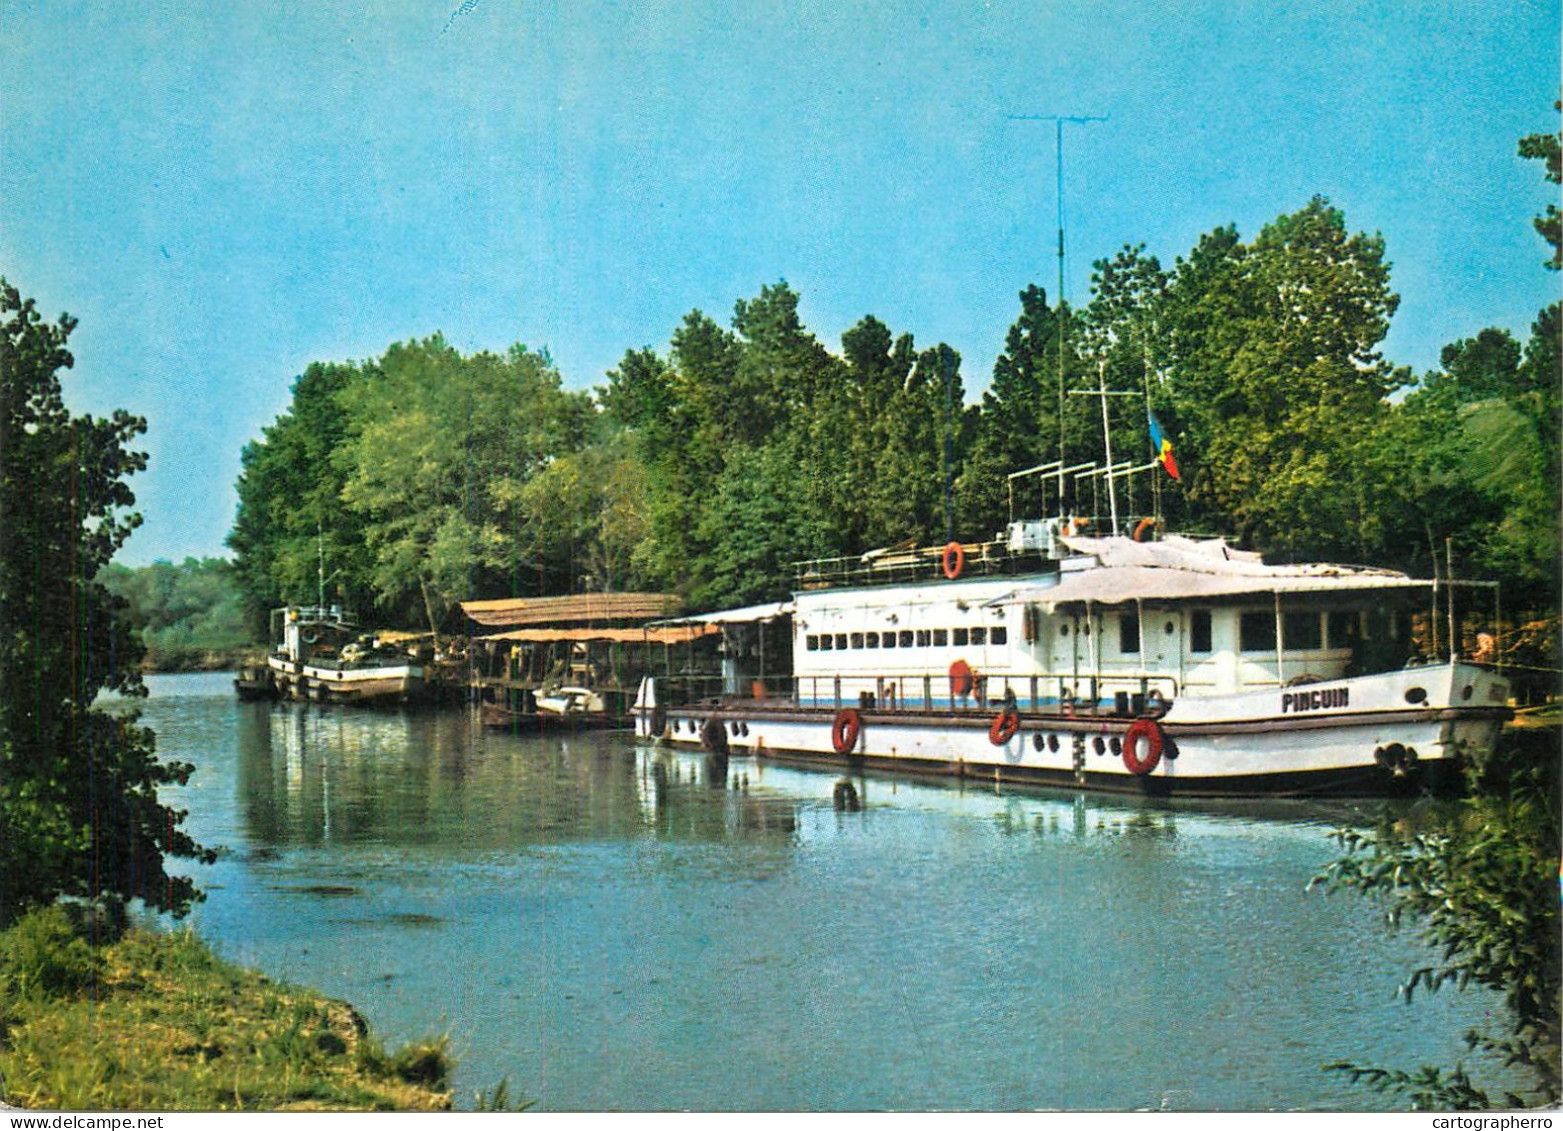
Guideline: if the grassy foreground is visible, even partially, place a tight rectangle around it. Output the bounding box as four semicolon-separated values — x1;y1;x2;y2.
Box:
0;907;452;1111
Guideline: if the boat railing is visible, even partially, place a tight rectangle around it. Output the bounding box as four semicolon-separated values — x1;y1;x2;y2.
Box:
269;605;360;632
792;541;1058;590
647;670;1180;717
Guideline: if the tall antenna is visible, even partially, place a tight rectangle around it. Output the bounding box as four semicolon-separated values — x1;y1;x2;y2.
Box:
1008;113;1107;515
942;345;954;543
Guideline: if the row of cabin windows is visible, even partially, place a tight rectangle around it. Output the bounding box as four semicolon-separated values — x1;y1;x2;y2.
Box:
1063;609;1356;656
1056;612;1200;654
1239;610;1358;653
807;609;1357;657
805;626;1010;652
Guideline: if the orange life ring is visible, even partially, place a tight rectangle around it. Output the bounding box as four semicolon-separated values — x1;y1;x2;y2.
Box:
988;707;1021;745
948;659;975;699
832;708;861;754
1132;517;1156;542
942;542;965;579
1123;718;1164;775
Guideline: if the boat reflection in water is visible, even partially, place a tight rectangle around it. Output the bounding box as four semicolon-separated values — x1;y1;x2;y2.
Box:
235;703;806;853
237;697;1387;856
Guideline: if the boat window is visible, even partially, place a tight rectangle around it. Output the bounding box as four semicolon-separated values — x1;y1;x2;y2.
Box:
865;632;879;648
1059;623;1071;637
1119;614;1140;654
835;633;848;650
820;634;834;651
1190;610;1212;653
882;632;897;649
1327;611;1359;649
850;632;864;649
916;630;930;647
932;628;948;647
900;630;914;647
806;634;820;651
971;626;986;645
1282;611;1321;651
1240;611;1276;652
991;626;1008;645
953;628;969;646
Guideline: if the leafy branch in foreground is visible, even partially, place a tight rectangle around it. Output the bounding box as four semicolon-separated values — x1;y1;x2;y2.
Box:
1311;744;1561;1109
0;278;213;923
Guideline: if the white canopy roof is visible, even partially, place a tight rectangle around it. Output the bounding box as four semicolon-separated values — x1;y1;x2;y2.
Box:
995;535;1426;609
653;600;795;626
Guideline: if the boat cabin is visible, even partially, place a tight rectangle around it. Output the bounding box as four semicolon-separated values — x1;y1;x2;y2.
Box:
667;530;1493;717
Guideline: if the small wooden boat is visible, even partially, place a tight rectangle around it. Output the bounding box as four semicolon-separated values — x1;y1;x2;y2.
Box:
479;683;627;729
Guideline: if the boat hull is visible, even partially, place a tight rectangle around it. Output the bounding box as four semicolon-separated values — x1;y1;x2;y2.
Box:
634;666;1508;798
479;701;625;730
267;657;429;706
234;664;277;701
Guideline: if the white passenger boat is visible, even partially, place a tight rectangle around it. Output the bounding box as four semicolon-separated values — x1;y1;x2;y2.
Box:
633;522;1510;796
265;605;429;706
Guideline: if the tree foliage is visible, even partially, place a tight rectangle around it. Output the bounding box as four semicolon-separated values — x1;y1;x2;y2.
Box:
100;557;252;669
229;164;1557;642
1160;198;1409;559
1312;742;1561;1109
1518;99;1561;270
335;336;593;637
597;282;968;608
0;279;211;925
227;361;372;633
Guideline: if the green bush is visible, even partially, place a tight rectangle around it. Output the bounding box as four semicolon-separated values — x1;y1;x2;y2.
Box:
0;906;103;1003
1313;734;1561;1109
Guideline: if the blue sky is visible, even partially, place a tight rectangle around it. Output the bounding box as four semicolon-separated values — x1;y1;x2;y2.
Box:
3;0;1558;565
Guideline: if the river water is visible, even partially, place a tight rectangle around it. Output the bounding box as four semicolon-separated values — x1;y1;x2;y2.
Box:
145;672;1506;1111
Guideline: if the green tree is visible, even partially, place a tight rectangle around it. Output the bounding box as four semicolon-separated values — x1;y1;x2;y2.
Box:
0;279;211;924
1424;328;1524;405
692;437;830;608
1081;245;1176;528
601;346;692;591
100;558;254;669
1518;99;1561;270
1313;746;1560;1109
1476;305;1563;612
1160;199;1408;558
960;285;1092;534
336;337;593;637
841;314;951;549
227;361;374;632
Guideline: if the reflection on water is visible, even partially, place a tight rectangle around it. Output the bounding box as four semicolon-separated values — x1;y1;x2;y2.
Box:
236;704;803;851
148;672;1512;1112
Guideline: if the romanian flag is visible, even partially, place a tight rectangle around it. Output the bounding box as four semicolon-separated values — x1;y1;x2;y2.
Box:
1148;411;1180;480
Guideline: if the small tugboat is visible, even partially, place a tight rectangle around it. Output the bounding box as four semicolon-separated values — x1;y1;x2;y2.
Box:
634;519;1510;798
265;605;429;706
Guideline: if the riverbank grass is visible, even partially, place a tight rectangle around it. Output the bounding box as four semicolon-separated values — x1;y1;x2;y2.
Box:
0;907;451;1111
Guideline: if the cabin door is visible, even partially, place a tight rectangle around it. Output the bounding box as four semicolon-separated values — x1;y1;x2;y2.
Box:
1143;606;1182;698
